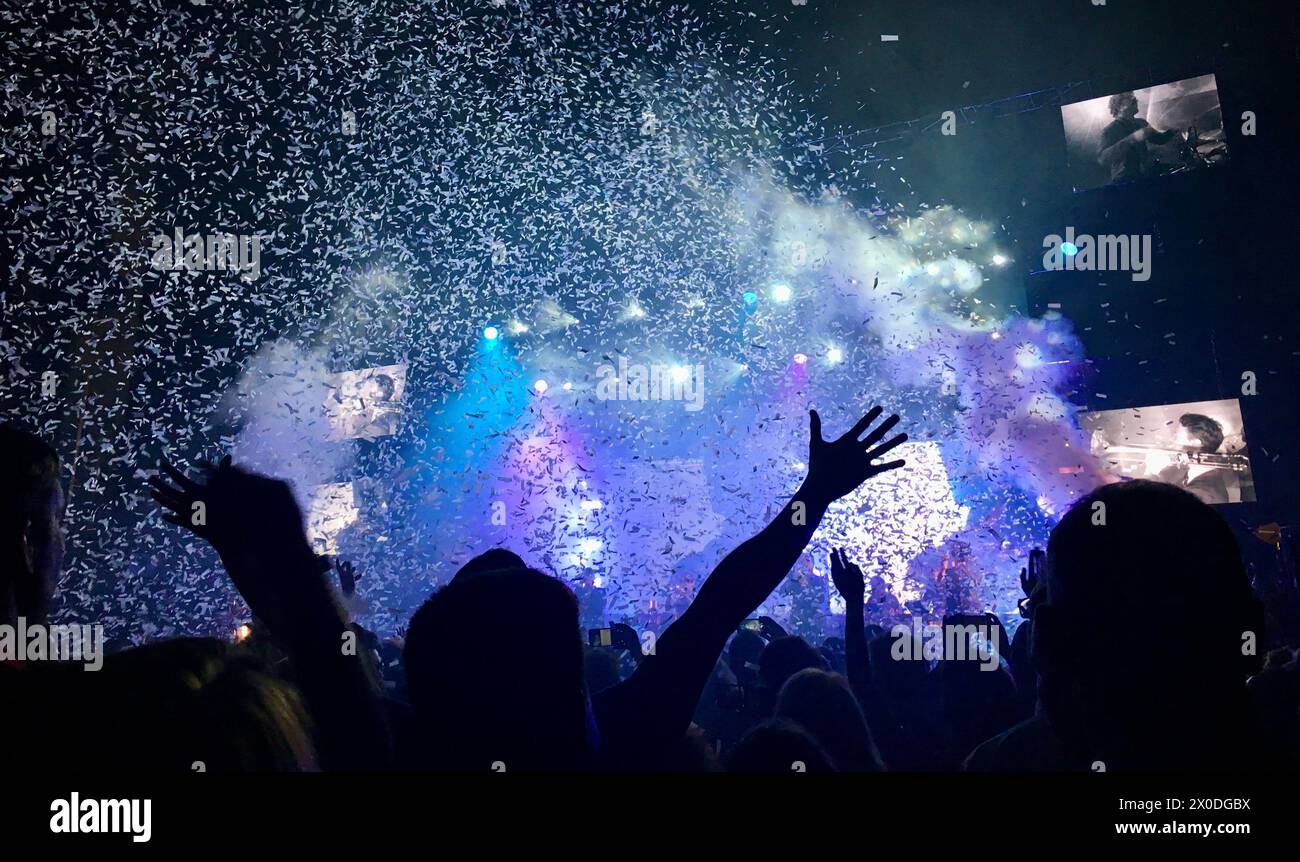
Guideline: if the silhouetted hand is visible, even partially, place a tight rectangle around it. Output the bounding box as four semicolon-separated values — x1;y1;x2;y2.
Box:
334;558;358;597
1018;547;1044;619
151;456;324;634
153;457;391;771
830;547;865;607
803;407;907;505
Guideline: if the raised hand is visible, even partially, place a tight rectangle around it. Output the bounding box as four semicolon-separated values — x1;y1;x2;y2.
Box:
153;456;391;771
151;456;309;556
334;558;359;597
150;456;324;634
803;407;907;505
150;456;230;547
830;547;865;606
1018;547;1044;619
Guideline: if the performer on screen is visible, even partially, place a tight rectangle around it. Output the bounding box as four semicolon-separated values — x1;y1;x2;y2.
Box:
347;372;401;439
1098;91;1182;183
1150;413;1233;505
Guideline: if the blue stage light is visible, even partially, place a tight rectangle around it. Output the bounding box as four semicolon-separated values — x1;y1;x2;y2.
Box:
1062;242;1078;257
483;325;500;341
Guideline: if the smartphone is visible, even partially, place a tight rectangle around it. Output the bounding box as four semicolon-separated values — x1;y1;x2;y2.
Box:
740;619;762;633
588;627;613;647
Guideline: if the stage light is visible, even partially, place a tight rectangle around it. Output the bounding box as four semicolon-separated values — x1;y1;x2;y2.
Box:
990;331;1002;340
992;254;1008;266
670;365;690;384
743;290;758;307
925;263;941;276
509;321;528;334
793;352;808;365
771;283;792;303
827;347;843;363
562;381;573;391
626;303;646;319
579;538;603;554
483;325;499;341
533;379;549;394
580;499;603;510
1062;242;1078;257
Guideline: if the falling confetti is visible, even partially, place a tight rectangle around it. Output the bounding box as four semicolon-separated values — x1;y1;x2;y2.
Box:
3;0;1106;643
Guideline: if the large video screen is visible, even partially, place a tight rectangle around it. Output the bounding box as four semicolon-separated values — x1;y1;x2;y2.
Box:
1061;73;1229;191
323;364;407;441
1081;398;1255;504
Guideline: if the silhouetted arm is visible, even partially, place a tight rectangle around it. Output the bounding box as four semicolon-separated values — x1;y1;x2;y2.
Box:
831;548;872;709
235;547;392;771
152;458;392;771
593;407;907;762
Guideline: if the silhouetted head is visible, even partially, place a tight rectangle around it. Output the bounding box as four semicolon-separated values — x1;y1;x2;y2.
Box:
775;668;883;771
933;652;1021;766
727;719;835;773
757;636;829;715
869;629;930;698
403;567;591;770
1035;480;1264;767
0;425;63;626
172;642;318;771
728;628;765;685
6;637;316;771
450;548;527;584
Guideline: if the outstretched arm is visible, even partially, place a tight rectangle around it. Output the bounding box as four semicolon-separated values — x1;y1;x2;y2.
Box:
593;406;907;758
672;407;904;651
831;547;871;709
151;457;392;771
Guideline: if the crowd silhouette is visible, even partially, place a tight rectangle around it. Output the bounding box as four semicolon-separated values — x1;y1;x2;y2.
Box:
1;409;1297;772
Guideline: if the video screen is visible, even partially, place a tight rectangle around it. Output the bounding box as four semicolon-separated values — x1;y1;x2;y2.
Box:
1061;73;1229;191
323;364;407;441
1081;398;1255;504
